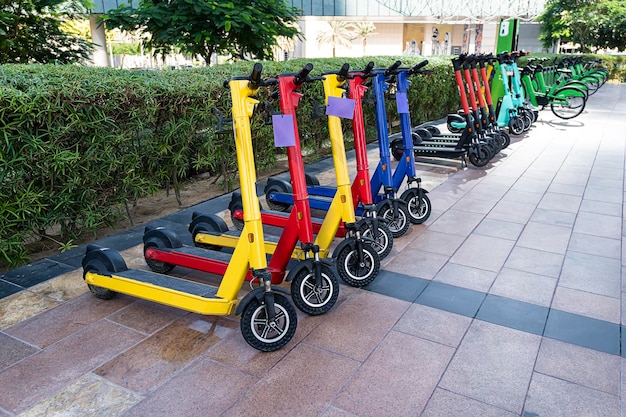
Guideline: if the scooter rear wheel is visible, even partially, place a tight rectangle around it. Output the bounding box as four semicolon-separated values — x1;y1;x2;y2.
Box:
291;263;339;315
400;189;431;224
468;144;491;168
508;116;525;135
377;203;411;238
390;139;404;161
240;293;297;352
265;183;292;212
335;241;380;287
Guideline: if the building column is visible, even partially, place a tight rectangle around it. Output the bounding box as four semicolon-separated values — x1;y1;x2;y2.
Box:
90;15;109;67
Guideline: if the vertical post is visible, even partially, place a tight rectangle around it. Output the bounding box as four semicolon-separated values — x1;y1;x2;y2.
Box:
89;15;109;67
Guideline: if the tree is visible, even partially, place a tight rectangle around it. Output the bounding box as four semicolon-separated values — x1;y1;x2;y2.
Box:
0;0;93;64
316;21;356;58
352;22;376;55
104;0;302;64
538;0;626;52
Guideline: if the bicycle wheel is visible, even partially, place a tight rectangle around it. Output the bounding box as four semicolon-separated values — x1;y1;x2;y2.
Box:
551;88;586;119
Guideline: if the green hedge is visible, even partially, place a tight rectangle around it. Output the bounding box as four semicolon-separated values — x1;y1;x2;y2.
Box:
0;57;458;268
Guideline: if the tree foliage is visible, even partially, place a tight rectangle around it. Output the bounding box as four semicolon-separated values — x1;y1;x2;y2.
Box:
104;0;302;64
0;0;93;64
538;0;626;52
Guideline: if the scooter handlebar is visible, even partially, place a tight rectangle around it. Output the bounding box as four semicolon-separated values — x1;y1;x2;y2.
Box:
294;63;314;85
385;60;402;75
337;63;350;81
248;62;263;88
363;61;375;75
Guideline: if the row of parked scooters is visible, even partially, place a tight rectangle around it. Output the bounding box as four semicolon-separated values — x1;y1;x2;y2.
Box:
81;53;608;352
82;61;436;351
390;51;608;168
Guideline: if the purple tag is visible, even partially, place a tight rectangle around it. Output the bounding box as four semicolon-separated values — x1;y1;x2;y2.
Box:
272;114;296;147
396;92;409;114
326;96;355;119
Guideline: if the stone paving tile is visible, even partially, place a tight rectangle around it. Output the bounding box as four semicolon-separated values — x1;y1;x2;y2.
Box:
464;182;510;202
516;221;572;255
486;200;536;224
559;251;621;298
123;358;257;417
0;332;38;372
510;177;552;194
408;230;466;256
438;321;541;414
568;232;621;259
383;249;449;280
537;192;582;213
544;309;620;355
552;171;590;186
107;299;188;335
0;291;59;330
523;372;619;417
504;247;564;278
473;218;524;241
489;268;557;307
449;234;515;272
433;263;497;293
303;291;409;361
574;211;622;239
584;185;624;204
552;286;620;324
547;182;586;196
535;338;620;395
0;320;144;414
427;209;485;237
422;388;518;417
18;373;142;417
26;269;88;302
364;270;428;302
529;208;577;227
579;199;623;217
587;175;623;189
451;195;498;214
222;344;359;417
4;292;134;349
95;314;237;395
500;189;544;205
319;406;354;417
333;330;454;417
393;303;471;347
476;295;548;335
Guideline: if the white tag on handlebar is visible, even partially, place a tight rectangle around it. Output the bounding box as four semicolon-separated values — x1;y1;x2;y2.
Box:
272;114;296;147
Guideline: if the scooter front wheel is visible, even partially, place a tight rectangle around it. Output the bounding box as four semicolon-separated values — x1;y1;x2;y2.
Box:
240;293;297;352
400;189;431;224
335;241;380;287
508;116;525;135
358;221;393;259
468;145;491;168
377;203;411;237
291;263;339;315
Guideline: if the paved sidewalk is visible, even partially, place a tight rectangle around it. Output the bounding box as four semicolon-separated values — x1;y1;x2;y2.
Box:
0;83;625;416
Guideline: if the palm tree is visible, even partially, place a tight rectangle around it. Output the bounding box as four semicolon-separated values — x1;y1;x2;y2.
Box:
316;21;356;57
352;22;376;55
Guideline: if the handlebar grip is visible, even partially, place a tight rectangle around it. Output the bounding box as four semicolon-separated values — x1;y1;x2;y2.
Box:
415;60;428;70
338;63;350;81
295;63;314;85
386;60;402;75
363;61;375;75
248;63;263;88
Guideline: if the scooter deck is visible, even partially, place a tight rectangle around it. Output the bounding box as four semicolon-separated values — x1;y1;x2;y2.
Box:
113;269;219;298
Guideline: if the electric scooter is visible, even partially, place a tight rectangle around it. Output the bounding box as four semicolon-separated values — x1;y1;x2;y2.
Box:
246;61;395;258
212;64;381;288
81;64;298;352
143;63;340;316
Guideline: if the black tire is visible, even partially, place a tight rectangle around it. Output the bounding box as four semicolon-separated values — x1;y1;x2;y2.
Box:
551;94;586;120
335;241;380;287
391;139;404;161
191;215;228;251
240;293;297;352
144;241;175;274
290;263;339;315
468;144;490;168
496;130;511;149
358;221;393;259
518;109;533;132
424;125;441;135
508;116;524;135
400;189;431;224
377;203;411;238
82;246;126;300
304;172;320;186
265;183;291;212
229;201;245;231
